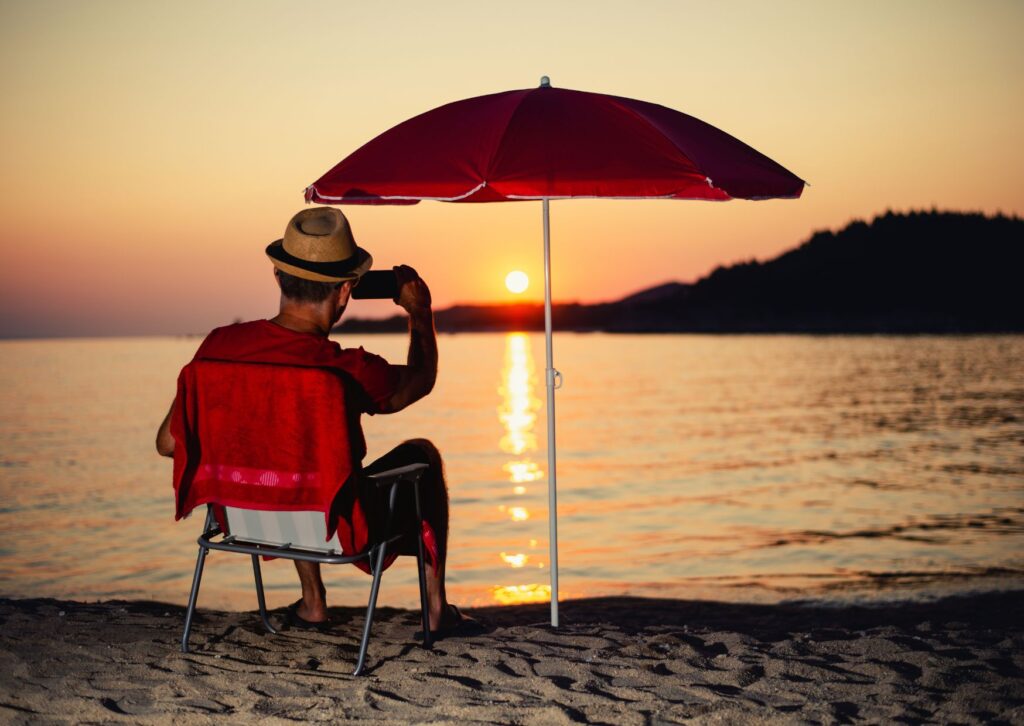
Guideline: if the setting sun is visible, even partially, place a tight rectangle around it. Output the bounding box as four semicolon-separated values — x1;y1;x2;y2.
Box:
505;270;529;294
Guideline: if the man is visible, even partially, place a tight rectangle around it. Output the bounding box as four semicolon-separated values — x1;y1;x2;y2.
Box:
156;206;469;636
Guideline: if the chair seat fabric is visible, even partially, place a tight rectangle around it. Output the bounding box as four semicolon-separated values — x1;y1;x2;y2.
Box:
223;507;344;553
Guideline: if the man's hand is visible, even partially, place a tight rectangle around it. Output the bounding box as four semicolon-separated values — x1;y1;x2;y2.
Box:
395;265;432;316
380;265;438;413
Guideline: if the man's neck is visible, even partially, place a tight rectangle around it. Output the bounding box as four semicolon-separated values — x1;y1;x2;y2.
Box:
270;306;334;337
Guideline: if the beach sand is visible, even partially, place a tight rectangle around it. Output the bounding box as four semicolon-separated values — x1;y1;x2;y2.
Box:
1;591;1022;724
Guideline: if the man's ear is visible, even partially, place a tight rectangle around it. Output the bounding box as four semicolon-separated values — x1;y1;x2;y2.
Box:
332;280;351;307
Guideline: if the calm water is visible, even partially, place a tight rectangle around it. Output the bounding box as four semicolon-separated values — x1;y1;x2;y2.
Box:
1;334;1022;611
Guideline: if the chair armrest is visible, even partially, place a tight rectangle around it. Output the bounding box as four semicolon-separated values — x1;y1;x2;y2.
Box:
365;462;429;486
363;462;429;535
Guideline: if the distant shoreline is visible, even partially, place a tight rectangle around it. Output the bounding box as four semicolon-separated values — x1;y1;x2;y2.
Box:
3;329;1024;342
5;330;1024;343
2;210;1020;339
336;328;1024;336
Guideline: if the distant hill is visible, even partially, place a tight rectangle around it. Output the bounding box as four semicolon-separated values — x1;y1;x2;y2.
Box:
336;210;1023;334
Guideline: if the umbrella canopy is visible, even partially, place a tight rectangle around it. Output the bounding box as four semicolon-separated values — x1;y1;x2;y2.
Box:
306;79;804;627
306;81;804;204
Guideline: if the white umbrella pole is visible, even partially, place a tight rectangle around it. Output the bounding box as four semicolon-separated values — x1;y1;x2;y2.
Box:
541;197;560;627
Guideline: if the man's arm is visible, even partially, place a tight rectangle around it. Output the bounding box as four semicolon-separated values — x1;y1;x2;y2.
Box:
156;400;175;457
380;265;437;413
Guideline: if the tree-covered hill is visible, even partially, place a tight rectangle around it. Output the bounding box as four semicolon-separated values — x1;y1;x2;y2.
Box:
337;211;1023;334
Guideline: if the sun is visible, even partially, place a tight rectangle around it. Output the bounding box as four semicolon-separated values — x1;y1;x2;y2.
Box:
505;270;529;294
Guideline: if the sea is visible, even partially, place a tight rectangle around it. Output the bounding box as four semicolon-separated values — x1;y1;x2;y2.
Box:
1;333;1022;612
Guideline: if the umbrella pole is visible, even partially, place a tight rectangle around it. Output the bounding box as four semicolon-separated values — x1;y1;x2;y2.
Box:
541;197;560;627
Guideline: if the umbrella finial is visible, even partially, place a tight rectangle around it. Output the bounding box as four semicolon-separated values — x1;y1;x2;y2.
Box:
539;75;551;88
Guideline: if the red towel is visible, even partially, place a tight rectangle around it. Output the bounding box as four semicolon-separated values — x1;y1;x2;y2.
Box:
171;359;378;558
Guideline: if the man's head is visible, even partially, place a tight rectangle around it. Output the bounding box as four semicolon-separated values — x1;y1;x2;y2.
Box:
272;269;355;327
267;207;371;325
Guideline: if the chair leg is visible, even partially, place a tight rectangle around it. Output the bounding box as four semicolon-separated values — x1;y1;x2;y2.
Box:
181;544;208;653
353;542;388;676
251;554;278;635
413;477;432;649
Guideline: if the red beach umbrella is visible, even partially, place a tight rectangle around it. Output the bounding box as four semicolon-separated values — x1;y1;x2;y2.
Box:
306;77;805;626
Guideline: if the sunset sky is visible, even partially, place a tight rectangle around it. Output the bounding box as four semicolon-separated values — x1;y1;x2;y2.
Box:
1;0;1021;337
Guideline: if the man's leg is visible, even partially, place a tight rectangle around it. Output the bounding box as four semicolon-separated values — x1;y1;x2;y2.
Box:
364;438;461;632
293;561;328;623
402;439;451;630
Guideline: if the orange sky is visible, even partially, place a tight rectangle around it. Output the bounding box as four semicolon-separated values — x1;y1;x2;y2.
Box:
1;0;1022;337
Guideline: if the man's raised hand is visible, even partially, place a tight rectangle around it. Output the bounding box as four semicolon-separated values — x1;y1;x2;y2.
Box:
395;265;432;315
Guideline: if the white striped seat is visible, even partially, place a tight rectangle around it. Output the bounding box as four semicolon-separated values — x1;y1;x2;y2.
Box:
223;507;343;554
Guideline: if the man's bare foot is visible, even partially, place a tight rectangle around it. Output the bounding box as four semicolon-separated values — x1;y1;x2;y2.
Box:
294;597;327;624
429;603;477;633
287;599;330;631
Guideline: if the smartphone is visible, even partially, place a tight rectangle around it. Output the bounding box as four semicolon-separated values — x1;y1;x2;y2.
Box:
352;270;399;300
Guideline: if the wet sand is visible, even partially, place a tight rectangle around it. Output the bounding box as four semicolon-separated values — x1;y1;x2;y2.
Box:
1;591;1022;724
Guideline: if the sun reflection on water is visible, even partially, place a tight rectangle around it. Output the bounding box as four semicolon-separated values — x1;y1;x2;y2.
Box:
498;334;541;457
500;552;528;568
503;459;543;483
494;333;549;604
491;583;552;606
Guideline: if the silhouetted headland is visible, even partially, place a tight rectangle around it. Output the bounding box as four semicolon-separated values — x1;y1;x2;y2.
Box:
337;210;1023;334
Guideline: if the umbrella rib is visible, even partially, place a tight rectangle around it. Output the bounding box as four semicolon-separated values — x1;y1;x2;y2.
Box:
482;91;536;184
505;193;685;201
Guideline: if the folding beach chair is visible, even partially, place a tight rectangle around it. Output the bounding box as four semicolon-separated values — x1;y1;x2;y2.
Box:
175;361;433;675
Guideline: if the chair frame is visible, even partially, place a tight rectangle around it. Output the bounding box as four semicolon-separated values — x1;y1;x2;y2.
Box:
180;462;433;675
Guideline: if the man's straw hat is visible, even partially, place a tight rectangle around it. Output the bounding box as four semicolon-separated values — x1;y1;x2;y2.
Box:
266;207;372;282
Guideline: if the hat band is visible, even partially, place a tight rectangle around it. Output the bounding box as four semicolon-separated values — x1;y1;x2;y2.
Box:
268;241;366;277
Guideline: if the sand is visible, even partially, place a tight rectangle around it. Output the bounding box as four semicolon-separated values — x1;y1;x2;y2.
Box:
1;591;1022;724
